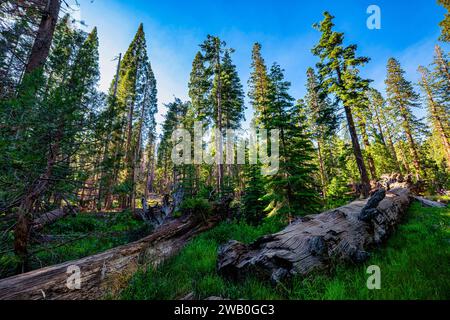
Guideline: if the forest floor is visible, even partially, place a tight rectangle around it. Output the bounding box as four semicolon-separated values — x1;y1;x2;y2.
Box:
119;202;450;300
0;199;448;300
0;210;153;279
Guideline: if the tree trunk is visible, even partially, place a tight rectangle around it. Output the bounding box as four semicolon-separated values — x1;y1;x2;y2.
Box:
335;66;370;197
124;99;135;209
216;53;224;197
144;146;155;200
316;140;327;199
398;143;411;173
218;187;411;284
358;119;377;180
0;215;221;300
14;125;63;272
378;109;402;172
401;114;423;177
372;106;386;146
25;0;61;74
413;196;447;208
344;104;371;197
435;45;450;86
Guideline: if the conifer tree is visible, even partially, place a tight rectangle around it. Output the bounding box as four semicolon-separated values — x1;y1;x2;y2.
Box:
201;35;226;195
304;67;338;198
242;154;266;224
366;88;402;172
2;16;101;270
354;97;377;180
189;52;211;125
438;0;450;42
25;0;61;75
221;50;245;130
248;43;271;125
433;45;450;105
385;58;424;177
262;63;317;219
192;36;245;196
102;24;157;209
0;2;42;97
418;65;450;166
157;99;189;193
243;43;273;220
312;12;371;197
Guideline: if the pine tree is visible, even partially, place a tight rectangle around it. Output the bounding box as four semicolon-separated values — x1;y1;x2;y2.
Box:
433;45;450;106
200;35;226;195
366;88;402;172
242;156;266;224
189;51;211;125
262;63;317;219
438;0;450;42
304;67;338;198
191;36;246;197
101;24;157;210
418;65;450;166
25;0;61;74
243;43;274;221
221;50;245;130
2;16;101;270
142;66;158;200
0;1;42;97
248;43;271;126
157;98;189;194
354;96;377;180
385;58;424;177
312;12;371;197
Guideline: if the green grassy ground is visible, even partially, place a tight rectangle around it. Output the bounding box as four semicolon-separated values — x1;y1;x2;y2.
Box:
0;210;151;279
120;202;450;300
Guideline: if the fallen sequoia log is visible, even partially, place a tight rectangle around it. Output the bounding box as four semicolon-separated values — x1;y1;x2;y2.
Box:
218;187;411;284
0;214;220;300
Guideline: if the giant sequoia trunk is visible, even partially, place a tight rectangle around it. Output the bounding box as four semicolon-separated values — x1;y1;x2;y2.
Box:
217;187;411;284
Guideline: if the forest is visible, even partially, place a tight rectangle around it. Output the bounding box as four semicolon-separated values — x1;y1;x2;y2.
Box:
0;0;449;301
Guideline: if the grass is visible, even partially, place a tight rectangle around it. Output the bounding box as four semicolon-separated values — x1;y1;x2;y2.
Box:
0;210;152;279
120;202;450;300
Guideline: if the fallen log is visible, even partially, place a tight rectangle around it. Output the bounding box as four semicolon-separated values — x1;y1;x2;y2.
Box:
413;196;447;208
32;206;78;231
0;214;220;300
217;188;411;284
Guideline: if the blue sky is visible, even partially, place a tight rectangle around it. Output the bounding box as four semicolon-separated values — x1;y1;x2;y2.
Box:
74;0;448;131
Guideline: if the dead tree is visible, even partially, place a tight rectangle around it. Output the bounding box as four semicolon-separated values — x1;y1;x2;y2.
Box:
217;187;411;284
0;214;221;300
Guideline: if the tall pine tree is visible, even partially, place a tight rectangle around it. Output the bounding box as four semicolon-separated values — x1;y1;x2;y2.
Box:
262;63;317;219
385;58;424;177
304;67;337;198
312;12;371;197
438;0;450;42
